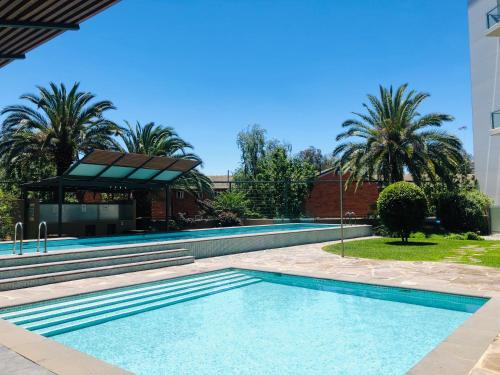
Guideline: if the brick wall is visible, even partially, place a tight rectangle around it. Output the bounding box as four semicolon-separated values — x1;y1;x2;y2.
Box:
151;190;201;219
304;171;379;218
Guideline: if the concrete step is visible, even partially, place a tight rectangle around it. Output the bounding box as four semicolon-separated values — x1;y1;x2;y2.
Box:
0;242;183;267
0;256;194;291
0;249;190;279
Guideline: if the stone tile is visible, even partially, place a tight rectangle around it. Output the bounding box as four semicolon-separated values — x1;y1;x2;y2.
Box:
0;344;54;375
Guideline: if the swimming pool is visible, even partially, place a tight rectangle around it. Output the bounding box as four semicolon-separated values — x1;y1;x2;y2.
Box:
1;223;340;255
0;268;487;375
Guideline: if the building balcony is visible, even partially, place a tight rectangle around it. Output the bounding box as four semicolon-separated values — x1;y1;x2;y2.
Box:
487;5;500;36
491;110;500;135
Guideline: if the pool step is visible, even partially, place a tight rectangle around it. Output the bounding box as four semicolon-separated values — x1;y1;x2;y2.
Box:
0;242;187;267
0;254;194;291
0;248;190;279
0;271;261;337
0;270;240;321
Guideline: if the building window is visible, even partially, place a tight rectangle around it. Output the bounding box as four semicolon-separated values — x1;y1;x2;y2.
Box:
176;191;185;199
492;110;500;130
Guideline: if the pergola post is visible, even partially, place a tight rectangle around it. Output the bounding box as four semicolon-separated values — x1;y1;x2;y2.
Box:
58;177;63;237
165;185;171;231
21;187;28;239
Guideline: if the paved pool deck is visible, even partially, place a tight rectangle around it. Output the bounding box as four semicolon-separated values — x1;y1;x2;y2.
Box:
1;237;499;375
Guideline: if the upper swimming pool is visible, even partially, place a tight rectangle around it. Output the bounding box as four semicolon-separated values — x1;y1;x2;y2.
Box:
1;223;338;255
0;268;487;374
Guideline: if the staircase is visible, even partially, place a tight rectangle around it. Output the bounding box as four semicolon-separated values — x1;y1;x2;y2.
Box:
0;246;194;291
0;270;261;337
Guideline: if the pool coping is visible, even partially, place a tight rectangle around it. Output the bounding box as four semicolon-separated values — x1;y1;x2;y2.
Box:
1;263;499;375
0;223;339;248
0;224;352;257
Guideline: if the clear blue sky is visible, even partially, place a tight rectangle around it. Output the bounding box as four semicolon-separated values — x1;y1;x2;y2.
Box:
0;0;472;175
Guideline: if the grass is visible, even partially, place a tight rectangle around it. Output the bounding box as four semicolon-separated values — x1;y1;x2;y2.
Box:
323;235;500;268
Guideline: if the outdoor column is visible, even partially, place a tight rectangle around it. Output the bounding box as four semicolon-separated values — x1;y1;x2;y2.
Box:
58;177;63;237
21;187;28;239
165;185;171;231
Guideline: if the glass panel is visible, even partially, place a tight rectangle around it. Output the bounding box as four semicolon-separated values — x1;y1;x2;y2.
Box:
128;168;160;180
40;204;58;224
153;170;182;181
63;205;99;222
99;205;119;220
69;163;106;177
100;166;135;178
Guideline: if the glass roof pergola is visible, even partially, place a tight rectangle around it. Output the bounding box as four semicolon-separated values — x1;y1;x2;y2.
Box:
66;150;199;184
21;150;202;236
22;150;201;192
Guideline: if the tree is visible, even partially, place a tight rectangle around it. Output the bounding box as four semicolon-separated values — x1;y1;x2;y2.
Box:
377;182;428;243
298;146;336;172
117;121;213;196
334;84;465;187
236;124;266;178
0;82;120;178
234;136;317;218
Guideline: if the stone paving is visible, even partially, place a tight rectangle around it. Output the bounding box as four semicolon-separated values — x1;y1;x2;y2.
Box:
1;237;499;374
0;344;54;375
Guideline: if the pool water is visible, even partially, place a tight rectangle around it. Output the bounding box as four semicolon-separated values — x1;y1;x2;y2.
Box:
0;223;338;255
0;269;486;375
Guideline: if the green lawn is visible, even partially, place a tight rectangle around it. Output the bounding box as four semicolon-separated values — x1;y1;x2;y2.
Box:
323;236;500;268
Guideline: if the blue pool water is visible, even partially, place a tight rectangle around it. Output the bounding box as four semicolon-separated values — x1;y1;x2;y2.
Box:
0;223;337;255
0;269;486;375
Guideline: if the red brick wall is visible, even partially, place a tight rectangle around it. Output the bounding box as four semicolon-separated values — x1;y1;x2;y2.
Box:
151;190;201;219
304;172;379;218
81;191;103;203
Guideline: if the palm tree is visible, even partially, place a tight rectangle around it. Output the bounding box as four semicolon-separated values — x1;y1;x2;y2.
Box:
333;84;465;187
118;121;213;196
0;82;120;178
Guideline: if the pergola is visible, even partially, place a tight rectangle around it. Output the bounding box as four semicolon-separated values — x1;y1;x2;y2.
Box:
22;150;201;236
0;0;120;68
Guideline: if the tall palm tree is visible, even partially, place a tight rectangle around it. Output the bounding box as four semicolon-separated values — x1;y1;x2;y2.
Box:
333;84;465;187
118;121;213;196
0;82;120;178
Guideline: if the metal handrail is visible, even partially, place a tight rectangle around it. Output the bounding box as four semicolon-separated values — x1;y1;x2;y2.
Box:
37;221;48;253
345;211;357;225
12;222;23;255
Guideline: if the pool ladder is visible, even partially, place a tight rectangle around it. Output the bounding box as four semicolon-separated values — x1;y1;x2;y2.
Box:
12;222;23;255
12;221;48;255
37;221;48;253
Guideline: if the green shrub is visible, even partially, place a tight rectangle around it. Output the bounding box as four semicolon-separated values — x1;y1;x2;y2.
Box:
377;182;428;243
444;232;484;241
173;212;194;229
436;190;491;233
216;211;242;227
444;233;465;240
212;191;253;217
410;232;427;240
0;189;16;239
465;231;484;241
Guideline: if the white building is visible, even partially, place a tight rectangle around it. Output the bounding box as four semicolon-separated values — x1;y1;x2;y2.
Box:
468;0;500;231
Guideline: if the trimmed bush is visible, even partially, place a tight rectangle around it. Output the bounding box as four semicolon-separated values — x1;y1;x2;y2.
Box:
377;182;428;243
436;190;491;233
